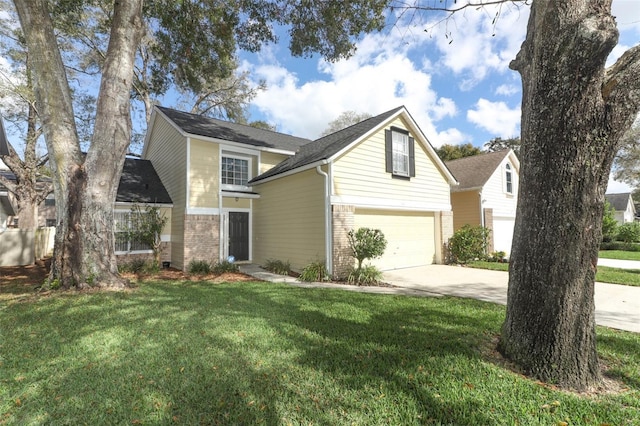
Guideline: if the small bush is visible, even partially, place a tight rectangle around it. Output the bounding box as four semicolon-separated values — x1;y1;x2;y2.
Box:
448;225;490;263
263;259;291;275
616;222;640;243
299;261;330;282
348;228;387;273
346;265;383;286
487;251;507;263
119;258;151;273
188;260;212;275
211;260;239;274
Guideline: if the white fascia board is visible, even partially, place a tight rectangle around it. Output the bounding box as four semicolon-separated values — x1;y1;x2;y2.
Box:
186;207;220;215
251;160;329;185
191;135;296;156
331;194;452;212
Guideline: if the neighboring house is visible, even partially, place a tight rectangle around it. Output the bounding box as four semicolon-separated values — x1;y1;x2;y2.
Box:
0;157;173;265
605;192;636;225
446;150;520;256
143;105;457;276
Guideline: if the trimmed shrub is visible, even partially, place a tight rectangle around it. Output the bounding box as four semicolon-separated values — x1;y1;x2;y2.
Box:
188;260;212;275
263;259;291;275
346;265;383;286
487;251;507;263
600;241;640;251
616;222;640;244
448;225;490;263
299;261;330;282
211;260;239;274
348;227;387;272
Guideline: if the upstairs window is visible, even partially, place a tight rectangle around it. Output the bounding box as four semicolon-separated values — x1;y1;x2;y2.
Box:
385;128;415;178
221;155;250;189
505;163;513;194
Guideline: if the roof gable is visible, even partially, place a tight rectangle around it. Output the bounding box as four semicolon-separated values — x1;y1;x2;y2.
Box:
154;106;311;153
446;150;516;191
116;157;172;205
250;106;456;185
605;192;633;211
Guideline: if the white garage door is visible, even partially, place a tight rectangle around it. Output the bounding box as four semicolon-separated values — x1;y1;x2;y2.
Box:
354;209;436;270
493;216;515;256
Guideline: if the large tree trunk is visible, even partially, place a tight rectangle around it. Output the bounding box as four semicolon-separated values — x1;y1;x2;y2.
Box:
14;0;143;289
500;0;640;391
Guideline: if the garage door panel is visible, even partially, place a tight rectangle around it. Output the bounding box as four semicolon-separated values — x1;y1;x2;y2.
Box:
354;209;435;270
493;217;515;256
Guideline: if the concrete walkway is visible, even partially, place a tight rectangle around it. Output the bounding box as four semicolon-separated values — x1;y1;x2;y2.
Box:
597;257;640;270
239;263;640;334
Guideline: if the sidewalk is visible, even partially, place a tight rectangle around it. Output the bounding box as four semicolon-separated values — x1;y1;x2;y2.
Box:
597;257;640;270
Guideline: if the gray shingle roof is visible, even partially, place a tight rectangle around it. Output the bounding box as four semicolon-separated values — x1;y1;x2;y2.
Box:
250;106;405;183
116;157;172;204
157;106;311;153
446;150;510;191
1;158;171;206
605;192;632;211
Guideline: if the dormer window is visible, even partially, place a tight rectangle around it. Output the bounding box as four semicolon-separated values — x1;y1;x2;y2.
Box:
505;163;513;194
221;154;251;190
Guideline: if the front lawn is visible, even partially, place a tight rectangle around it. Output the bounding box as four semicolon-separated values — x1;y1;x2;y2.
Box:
1;280;638;425
469;261;640;287
599;250;640;261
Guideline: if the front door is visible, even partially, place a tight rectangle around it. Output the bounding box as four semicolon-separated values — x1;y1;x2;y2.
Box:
228;212;249;261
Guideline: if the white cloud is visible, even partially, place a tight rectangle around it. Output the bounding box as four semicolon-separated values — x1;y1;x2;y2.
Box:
433;128;470;147
422;3;529;89
467;99;520;137
607;174;633;194
247;30;460;140
495;84;519;96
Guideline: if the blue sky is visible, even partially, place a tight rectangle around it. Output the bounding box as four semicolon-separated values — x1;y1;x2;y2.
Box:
236;1;640;192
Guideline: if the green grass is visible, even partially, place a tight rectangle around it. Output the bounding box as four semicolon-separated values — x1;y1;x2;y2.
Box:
1;281;639;425
469;261;640;287
599;250;640;261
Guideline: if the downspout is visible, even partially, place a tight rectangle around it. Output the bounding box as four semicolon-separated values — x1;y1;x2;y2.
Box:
316;164;332;275
479;190;485;228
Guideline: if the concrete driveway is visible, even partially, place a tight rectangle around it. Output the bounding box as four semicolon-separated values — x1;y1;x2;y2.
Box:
383;265;640;333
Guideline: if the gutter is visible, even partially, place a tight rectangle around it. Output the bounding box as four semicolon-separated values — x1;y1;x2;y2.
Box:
316;164;332;276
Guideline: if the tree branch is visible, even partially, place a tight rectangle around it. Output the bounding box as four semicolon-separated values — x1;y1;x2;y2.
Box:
603;44;640;141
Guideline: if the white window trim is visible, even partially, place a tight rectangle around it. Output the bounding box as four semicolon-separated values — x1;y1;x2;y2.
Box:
113;209;153;254
504;163;513;195
221;153;253;192
392;130;410;177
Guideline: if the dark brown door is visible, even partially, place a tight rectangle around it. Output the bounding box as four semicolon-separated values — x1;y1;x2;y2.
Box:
228;212;249;261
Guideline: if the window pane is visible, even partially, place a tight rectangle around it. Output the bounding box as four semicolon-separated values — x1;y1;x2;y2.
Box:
392;132;409;176
221;156;249;186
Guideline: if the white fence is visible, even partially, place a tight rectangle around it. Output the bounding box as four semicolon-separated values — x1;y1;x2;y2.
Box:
0;227;55;267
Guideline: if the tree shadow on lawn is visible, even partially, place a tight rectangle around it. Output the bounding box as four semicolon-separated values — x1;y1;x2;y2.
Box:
1;281;637;424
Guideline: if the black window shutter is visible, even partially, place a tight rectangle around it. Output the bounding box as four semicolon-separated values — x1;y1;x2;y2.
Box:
409;137;416;177
385;129;393;173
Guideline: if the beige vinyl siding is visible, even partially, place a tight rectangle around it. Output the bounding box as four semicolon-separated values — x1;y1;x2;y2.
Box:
332;117;450;206
252;168;325;271
260;151;290;174
354;209;436;270
189;138;219;209
451;191;481;230
222;197;251;209
143;114;187;269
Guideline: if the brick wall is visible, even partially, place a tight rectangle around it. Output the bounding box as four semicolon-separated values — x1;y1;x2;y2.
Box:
332;204;355;279
183;214;220;269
